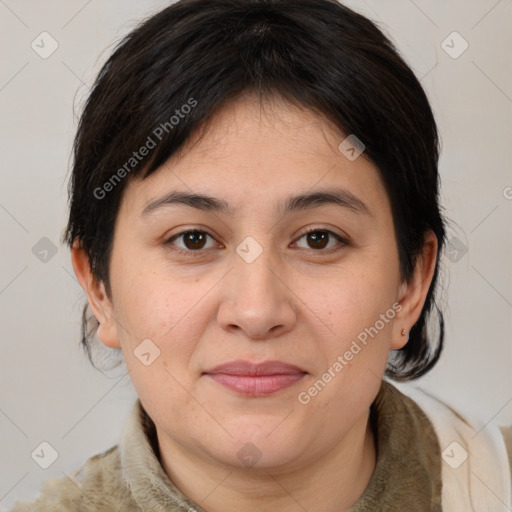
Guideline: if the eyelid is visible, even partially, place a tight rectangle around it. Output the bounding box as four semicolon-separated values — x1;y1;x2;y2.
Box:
294;225;347;241
292;225;348;253
165;228;221;256
165;226;348;256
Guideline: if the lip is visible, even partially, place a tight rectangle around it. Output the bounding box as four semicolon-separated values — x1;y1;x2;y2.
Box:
204;360;307;396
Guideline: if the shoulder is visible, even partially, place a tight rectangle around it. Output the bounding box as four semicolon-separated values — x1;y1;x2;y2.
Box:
9;445;138;512
501;425;512;477
390;380;512;509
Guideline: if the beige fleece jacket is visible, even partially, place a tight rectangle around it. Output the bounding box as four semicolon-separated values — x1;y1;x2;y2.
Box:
10;380;512;511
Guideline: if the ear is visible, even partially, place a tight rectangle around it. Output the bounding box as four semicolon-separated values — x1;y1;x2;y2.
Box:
70;241;121;349
391;230;438;350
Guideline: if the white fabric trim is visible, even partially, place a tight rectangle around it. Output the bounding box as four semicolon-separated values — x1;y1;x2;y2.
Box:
390;380;512;511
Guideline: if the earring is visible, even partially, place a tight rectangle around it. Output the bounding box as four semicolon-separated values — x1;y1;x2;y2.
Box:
401;329;407;336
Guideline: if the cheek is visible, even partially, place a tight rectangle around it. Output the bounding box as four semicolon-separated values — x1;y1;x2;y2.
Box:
303;268;399;400
110;262;216;363
310;261;398;337
297;272;397;416
110;268;211;418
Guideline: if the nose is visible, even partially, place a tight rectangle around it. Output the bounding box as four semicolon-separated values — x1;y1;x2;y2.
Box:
216;247;297;340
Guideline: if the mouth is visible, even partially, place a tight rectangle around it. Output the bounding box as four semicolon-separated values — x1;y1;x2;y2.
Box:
203;360;307;397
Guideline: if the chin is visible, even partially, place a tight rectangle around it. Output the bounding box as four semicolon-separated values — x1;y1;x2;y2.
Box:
208;418;307;470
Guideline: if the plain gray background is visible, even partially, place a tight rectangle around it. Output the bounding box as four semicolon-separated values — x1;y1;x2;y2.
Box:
1;0;511;509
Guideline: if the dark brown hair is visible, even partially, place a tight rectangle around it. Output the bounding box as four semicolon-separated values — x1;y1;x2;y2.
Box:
63;0;447;380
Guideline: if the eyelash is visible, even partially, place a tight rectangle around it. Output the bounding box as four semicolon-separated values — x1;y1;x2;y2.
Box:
164;227;348;257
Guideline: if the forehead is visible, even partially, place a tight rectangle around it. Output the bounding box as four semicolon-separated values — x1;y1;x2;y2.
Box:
183;93;345;160
120;93;391;220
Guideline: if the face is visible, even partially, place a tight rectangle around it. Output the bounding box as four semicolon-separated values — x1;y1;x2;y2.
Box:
77;93;431;473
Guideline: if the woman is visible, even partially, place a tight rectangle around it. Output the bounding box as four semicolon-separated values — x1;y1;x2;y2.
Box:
11;0;511;510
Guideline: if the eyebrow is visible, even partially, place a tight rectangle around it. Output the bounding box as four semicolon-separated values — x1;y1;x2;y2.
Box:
141;187;371;218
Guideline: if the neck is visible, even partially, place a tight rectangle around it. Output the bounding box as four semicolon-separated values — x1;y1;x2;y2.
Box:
158;410;376;512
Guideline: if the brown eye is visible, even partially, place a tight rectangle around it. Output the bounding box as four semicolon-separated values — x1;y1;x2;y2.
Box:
167;230;216;253
306;231;329;250
182;231;207;250
294;229;345;252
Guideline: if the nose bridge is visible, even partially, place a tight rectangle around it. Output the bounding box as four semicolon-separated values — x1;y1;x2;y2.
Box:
233;236;283;307
218;236;296;338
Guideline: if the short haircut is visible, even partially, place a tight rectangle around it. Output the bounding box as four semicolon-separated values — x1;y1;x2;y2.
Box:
63;0;447;380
